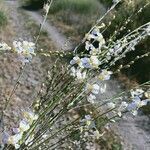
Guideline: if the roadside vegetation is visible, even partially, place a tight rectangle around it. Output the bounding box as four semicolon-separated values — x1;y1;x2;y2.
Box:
23;0;105;43
0;1;7;28
0;11;7;27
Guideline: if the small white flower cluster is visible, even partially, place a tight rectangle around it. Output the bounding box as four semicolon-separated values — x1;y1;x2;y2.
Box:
106;89;150;117
0;42;11;51
0;40;36;65
70;66;87;82
85;83;99;104
70;27;106;79
2;111;38;149
98;70;112;81
105;100;128;118
80;115;102;139
85;69;112;104
70;55;100;69
13;41;36;65
127;89;150;115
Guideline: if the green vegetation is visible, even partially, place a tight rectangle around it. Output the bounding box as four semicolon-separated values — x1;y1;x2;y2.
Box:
48;0;105;43
103;0;150;83
50;0;101;14
22;0;46;10
0;11;7;27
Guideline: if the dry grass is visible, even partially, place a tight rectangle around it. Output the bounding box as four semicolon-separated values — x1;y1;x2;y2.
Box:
47;0;105;44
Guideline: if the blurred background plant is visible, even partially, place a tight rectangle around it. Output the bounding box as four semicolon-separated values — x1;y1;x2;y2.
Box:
100;0;150;83
0;11;7;28
0;1;7;28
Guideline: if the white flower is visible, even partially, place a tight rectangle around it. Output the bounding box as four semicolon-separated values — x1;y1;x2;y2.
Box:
93;130;105;139
97;34;105;47
23;111;38;124
19;120;30;132
81;56;100;69
89;48;100;55
85;41;100;55
70;56;83;68
89;56;100;68
8;133;22;149
130;89;144;98
70;66;76;76
107;102;116;109
98;70;112;80
144;91;150;99
13;41;35;55
85;41;95;51
87;94;96;104
70;67;87;82
0;42;11;51
81;57;91;68
84;115;91;120
76;69;87;82
127;97;149;115
80;115;95;129
85;83;100;95
13;40;35;64
85;28;105;47
111;43;123;56
92;28;105;45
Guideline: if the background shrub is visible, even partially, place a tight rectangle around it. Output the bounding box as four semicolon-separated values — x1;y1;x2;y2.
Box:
22;0;46;10
50;0;101;14
0;11;7;27
102;0;150;83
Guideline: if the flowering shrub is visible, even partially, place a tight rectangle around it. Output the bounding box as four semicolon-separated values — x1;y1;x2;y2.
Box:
0;0;150;149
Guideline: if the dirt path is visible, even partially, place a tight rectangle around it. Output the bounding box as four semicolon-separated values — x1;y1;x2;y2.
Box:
115;113;150;150
25;10;73;51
